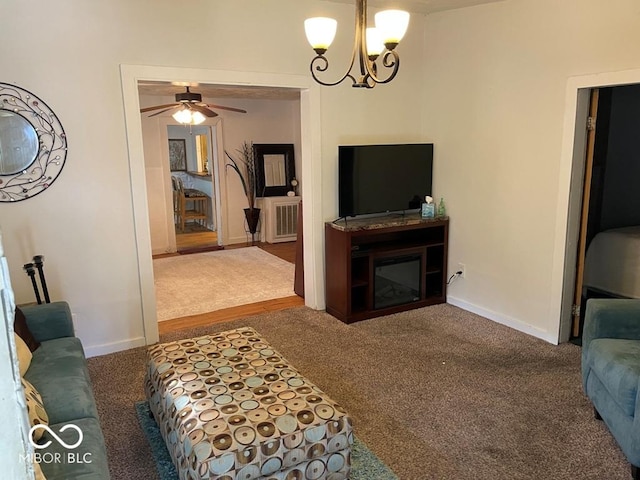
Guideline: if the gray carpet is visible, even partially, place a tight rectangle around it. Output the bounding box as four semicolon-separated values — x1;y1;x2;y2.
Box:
87;304;630;480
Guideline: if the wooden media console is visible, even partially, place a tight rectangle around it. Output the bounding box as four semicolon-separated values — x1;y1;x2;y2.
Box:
325;214;449;323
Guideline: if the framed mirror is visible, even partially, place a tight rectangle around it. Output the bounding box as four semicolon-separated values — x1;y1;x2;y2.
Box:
0;83;67;202
253;143;295;197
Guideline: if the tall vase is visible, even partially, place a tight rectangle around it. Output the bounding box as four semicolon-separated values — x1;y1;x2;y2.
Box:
243;207;261;243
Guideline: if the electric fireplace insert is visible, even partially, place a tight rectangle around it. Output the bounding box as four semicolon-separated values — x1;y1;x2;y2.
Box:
374;254;422;310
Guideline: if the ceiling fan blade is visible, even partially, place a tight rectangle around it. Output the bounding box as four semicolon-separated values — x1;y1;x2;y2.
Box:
148;106;179;117
202;103;247;114
140;103;179;113
191;105;218;118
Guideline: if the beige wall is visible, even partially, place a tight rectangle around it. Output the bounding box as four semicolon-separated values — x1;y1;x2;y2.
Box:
0;0;427;355
1;1;639;464
424;0;640;340
3;0;637;357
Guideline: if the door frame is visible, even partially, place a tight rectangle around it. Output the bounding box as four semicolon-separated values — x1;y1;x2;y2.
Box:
209;123;224;245
554;68;640;343
120;64;323;345
570;89;599;338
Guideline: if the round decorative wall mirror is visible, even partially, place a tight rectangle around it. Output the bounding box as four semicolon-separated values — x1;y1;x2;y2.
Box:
0;83;67;202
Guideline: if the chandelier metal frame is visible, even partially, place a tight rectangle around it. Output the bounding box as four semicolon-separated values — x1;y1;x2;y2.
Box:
308;0;402;89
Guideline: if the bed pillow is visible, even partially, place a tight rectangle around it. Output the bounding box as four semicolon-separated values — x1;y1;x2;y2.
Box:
21;378;49;442
14;307;41;352
15;334;32;377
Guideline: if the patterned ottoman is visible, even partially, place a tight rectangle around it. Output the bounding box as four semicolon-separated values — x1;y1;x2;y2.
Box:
144;327;352;480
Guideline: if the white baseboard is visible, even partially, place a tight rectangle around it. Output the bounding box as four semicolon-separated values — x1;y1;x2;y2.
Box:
84;336;147;358
446;296;559;345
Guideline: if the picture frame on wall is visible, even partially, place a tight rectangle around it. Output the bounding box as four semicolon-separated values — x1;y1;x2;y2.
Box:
168;139;187;171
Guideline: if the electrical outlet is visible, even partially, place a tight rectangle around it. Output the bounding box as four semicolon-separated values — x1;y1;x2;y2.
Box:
457;263;465;278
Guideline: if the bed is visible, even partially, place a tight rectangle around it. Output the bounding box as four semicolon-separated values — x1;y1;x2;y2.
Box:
583;226;640;299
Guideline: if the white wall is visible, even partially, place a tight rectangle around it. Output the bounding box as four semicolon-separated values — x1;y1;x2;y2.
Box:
0;0;428;355
4;0;638;353
218;97;303;244
423;0;640;341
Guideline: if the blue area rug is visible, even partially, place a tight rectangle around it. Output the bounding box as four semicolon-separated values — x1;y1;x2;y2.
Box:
135;401;397;480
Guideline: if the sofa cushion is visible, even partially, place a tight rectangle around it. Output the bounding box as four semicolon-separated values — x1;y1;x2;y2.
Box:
24;337;99;425
34;460;46;480
22;377;49;441
37;417;110;480
587;338;640;417
15;333;32;376
15;306;41;352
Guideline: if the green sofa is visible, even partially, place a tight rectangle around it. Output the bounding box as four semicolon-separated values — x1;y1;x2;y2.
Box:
21;302;110;479
582;298;640;479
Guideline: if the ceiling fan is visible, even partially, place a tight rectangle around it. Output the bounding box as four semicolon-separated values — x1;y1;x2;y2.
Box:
140;86;247;124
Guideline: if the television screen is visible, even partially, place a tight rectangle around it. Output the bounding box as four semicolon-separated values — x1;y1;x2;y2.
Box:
338;144;433;218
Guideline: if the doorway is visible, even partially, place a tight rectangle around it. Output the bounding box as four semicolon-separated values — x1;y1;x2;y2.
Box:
167;124;222;254
568;84;640;341
556;68;640;344
121;65;324;346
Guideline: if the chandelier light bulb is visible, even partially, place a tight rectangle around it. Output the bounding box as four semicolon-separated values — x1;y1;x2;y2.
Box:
365;28;385;59
304;17;338;54
304;0;409;88
375;9;410;49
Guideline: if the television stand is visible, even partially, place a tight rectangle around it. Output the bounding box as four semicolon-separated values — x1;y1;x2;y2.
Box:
325;213;449;323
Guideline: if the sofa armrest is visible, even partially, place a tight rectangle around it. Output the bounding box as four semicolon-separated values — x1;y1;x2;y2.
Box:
583;299;640;353
19;302;75;342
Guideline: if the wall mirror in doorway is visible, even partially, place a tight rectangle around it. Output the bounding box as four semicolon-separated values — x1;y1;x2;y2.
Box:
253;143;295;197
0;83;67;202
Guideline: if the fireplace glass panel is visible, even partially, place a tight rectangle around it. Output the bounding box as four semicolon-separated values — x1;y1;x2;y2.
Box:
374;254;421;310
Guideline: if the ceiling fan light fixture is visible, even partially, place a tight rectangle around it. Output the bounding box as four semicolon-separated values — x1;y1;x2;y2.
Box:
191;111;206;125
172;107;206;125
141;86;247;120
172;108;192;124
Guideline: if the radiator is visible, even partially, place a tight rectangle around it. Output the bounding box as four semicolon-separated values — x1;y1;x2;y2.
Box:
263;196;300;243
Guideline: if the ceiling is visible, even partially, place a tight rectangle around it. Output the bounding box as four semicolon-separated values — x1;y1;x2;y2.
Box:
137;0;502;102
137;81;301;101
328;0;504;14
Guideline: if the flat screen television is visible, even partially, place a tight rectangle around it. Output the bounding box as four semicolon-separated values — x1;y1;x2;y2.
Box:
338;143;433;218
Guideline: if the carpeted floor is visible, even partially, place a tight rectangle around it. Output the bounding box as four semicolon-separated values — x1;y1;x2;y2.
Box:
153;247;294;321
87;304;630;480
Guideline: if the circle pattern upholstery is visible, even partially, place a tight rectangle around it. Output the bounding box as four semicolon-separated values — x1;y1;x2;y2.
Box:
145;327;352;480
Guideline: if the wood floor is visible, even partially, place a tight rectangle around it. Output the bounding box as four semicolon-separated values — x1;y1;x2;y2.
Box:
156;239;301;335
158;295;304;335
175;223;218;252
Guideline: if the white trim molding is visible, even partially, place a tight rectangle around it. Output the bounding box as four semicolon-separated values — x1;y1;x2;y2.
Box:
119;65;323;346
447;296;559;345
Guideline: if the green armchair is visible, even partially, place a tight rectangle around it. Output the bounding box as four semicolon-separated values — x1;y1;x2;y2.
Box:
582;298;640;479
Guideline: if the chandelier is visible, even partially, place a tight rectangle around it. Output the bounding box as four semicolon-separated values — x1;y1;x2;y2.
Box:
304;0;410;88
